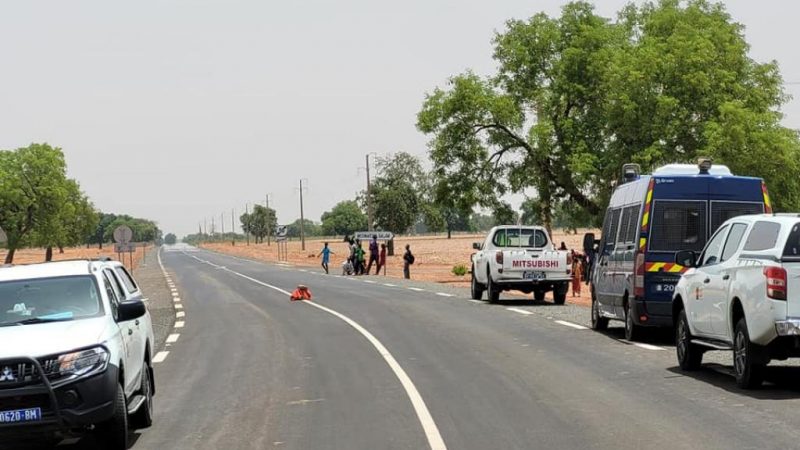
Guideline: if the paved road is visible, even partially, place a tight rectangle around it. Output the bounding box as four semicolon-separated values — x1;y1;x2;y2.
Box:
42;245;800;449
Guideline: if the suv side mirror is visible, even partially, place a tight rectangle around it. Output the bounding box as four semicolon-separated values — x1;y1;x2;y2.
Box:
675;250;697;268
472;242;481;250
117;300;146;322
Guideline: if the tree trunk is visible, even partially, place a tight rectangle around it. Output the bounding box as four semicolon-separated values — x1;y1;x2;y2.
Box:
447;227;452;239
59;246;64;254
45;246;53;262
4;248;15;264
387;239;395;256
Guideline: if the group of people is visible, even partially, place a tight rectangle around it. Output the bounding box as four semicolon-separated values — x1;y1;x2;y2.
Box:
317;236;415;279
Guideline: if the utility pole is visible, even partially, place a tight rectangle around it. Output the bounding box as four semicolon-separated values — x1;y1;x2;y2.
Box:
299;179;306;251
245;203;250;245
266;194;272;246
211;216;215;239
366;154;373;231
221;213;224;235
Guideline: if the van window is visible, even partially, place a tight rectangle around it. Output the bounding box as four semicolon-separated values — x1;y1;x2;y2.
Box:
618;205;639;244
605;208;622;251
744;221;781;252
721;223;747;262
711;202;764;233
649;201;707;252
492;228;547;248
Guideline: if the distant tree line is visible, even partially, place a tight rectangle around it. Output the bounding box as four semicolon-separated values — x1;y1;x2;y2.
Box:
0;143;162;263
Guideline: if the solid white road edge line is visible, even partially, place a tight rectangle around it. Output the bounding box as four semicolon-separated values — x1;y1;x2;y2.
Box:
153;351;169;364
554;320;589;330
199;259;447;450
506;307;534;316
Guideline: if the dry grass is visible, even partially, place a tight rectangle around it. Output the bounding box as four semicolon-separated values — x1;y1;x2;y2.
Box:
1;245;151;271
203;229;598;306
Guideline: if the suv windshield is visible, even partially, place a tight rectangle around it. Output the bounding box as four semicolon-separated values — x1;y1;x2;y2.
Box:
0;276;103;326
493;228;548;248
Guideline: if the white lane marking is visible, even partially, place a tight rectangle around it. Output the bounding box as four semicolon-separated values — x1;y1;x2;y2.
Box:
384;283;397;287
175;304;183;310
175;321;185;328
363;280;377;284
197;259;447;450
173;297;181;303
153;351;169;363
436;293;454;298
176;311;185;318
554;320;588;330
408;287;425;292
468;300;483;304
170;288;178;293
633;343;664;351
506;307;533;316
166;334;180;344
172;292;180;297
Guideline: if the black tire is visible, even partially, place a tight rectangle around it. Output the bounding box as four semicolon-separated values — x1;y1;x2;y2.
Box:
470;268;485;300
591;292;608;331
487;271;500;303
534;290;546;302
675;309;703;371
624;300;643;342
733;317;766;389
553;283;568;305
130;362;154;429
96;382;128;450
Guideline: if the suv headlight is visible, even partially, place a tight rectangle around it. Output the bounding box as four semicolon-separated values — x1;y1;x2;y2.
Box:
56;347;109;378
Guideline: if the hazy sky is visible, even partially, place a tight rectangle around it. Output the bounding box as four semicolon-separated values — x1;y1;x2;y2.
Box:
1;1;798;237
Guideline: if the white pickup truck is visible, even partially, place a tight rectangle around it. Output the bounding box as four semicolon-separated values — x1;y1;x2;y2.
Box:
471;226;572;304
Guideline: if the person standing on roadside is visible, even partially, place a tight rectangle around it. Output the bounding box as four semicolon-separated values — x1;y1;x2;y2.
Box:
572;253;583;297
366;235;379;274
318;242;334;275
355;240;366;275
403;244;415;279
377;243;387;275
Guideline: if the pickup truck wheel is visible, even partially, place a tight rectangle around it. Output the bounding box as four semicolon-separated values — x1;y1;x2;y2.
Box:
130;361;154;429
676;309;702;371
733;317;766;389
591;293;608;331
486;272;500;303
470;268;485;300
553;283;568;305
534;290;545;302
96;382;129;450
624;301;643;342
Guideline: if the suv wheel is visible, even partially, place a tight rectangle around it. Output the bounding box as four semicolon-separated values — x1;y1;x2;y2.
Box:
470;268;485;300
733;317;766;389
624;301;643;342
96;382;128;450
534;290;546;302
676;309;702;370
487;271;500;303
130;361;154;429
553;283;568;305
591;292;608;331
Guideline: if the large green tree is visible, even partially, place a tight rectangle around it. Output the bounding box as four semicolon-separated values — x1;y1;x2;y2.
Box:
369;152;429;235
321;201;367;236
418;0;800;230
248;205;278;244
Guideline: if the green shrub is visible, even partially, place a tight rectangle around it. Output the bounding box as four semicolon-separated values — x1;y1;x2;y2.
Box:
452;264;468;277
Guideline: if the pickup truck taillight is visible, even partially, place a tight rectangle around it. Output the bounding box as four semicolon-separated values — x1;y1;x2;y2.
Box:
495;251;504;265
764;267;787;300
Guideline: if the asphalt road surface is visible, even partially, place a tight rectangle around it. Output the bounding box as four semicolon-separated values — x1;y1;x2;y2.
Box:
37;246;800;449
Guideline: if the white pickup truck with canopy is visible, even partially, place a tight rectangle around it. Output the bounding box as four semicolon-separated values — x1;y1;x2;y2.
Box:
471;226;573;304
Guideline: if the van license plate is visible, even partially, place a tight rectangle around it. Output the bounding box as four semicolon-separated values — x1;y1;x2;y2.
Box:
523;271;545;280
0;407;42;424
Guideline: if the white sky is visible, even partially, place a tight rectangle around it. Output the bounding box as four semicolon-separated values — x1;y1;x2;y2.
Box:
1;0;797;237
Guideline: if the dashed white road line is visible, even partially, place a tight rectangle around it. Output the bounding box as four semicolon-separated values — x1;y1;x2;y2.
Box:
468;300;483;304
175;321;185;328
554;320;588;330
633;343;665;351
384;283;397;287
166;334;180;344
363;280;377;284
506;307;534;316
436;293;454;298
175;304;183;310
171;292;180;297
408;287;425;292
153;351;170;364
176;311;185;318
186;252;447;450
173;297;181;303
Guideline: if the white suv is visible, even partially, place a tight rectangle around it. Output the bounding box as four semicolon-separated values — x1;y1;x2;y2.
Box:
672;214;800;389
0;259;155;448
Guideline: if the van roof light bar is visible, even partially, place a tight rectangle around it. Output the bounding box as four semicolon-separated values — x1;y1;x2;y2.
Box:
698;157;713;175
621;163;641;184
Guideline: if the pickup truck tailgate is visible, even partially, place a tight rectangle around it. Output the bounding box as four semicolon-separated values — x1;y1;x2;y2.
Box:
502;249;569;280
784;263;800;317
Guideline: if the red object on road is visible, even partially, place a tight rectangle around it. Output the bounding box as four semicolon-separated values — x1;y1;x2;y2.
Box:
291;285;313;301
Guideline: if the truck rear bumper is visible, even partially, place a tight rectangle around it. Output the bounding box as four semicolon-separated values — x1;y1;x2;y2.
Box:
775;320;800;336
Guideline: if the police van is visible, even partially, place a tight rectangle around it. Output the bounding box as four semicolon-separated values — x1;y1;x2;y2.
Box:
585;160;771;341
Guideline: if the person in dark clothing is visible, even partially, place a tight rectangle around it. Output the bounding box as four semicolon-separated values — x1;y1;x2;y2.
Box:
559;241;568;251
403;244;414;279
366;235;379;274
